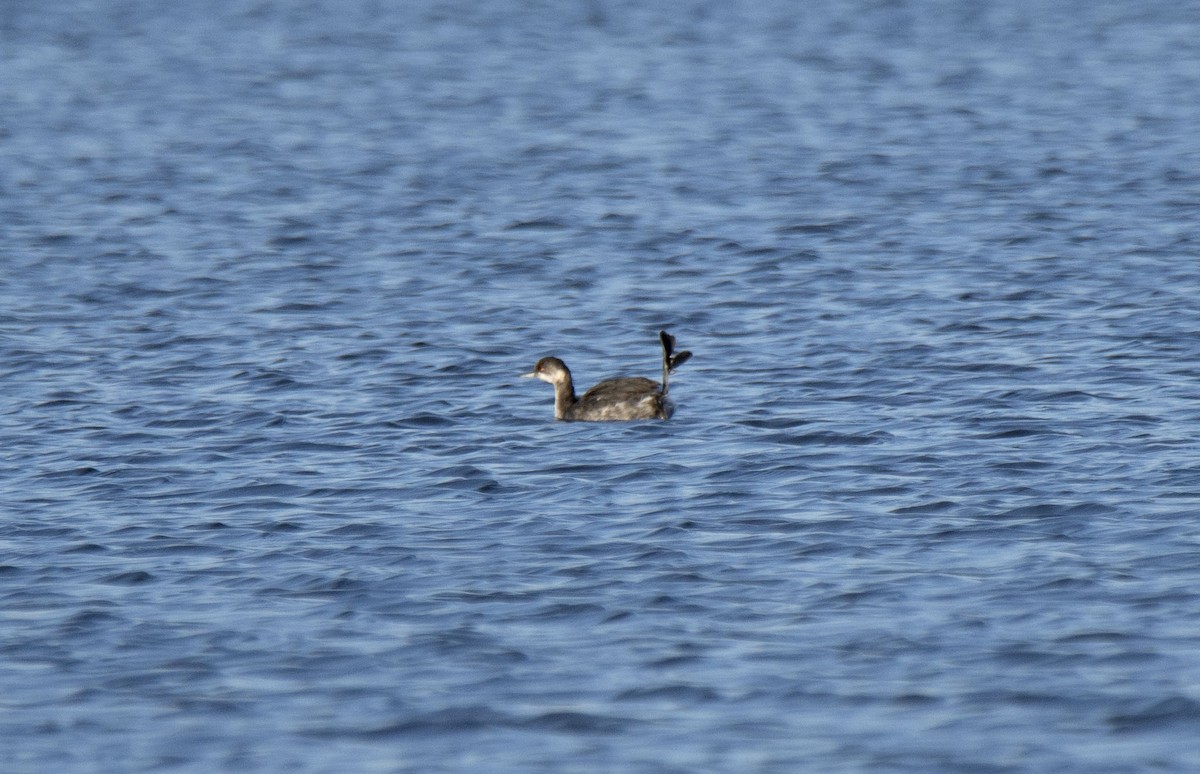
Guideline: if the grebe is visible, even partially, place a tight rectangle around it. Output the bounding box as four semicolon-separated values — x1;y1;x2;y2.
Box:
522;330;692;421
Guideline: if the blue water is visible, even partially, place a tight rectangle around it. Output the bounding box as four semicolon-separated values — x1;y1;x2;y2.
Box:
4;1;1200;771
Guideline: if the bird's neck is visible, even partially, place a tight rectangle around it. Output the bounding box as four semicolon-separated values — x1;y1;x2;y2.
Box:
553;378;576;420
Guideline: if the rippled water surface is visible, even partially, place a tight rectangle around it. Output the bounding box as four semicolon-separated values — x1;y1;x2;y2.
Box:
4;1;1200;771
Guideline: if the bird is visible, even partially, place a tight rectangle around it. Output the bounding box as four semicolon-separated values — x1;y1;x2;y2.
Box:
522;330;691;421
